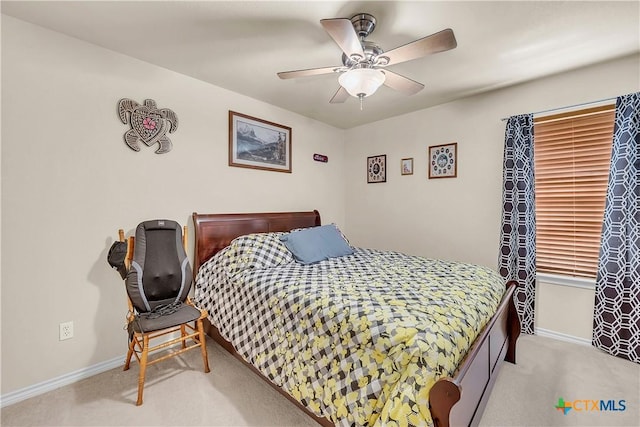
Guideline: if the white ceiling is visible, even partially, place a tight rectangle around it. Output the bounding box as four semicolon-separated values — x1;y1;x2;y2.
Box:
3;1;639;129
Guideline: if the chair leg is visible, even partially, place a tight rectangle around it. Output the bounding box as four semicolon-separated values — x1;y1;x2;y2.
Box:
196;319;210;373
124;338;135;371
180;324;187;349
136;335;149;406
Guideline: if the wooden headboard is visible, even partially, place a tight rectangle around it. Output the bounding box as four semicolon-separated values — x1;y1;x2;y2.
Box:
191;210;321;275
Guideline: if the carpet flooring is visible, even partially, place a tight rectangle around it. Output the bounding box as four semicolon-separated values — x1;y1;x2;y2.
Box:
2;334;638;426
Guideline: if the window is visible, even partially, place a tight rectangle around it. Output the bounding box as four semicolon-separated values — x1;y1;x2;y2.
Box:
533;105;615;279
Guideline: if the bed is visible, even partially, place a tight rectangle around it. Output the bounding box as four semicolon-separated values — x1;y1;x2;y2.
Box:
192;210;520;427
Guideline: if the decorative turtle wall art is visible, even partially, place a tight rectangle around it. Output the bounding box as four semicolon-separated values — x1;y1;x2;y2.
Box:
117;98;178;154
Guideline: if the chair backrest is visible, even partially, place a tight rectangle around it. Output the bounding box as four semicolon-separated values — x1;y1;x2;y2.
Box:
125;219;192;313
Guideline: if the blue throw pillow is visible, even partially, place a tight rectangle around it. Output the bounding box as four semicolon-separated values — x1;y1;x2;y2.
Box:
280;224;353;264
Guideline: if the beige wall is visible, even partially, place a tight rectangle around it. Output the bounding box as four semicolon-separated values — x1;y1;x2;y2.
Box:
344;54;640;341
0;16;345;394
536;281;596;342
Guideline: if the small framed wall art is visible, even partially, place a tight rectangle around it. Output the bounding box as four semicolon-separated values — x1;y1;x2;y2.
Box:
229;111;292;173
367;154;386;183
401;158;414;175
428;142;457;179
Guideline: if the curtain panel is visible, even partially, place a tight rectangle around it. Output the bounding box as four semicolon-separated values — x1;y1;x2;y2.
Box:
499;114;536;334
593;92;640;363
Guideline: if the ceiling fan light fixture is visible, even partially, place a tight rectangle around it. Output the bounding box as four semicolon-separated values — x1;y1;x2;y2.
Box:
338;68;386;98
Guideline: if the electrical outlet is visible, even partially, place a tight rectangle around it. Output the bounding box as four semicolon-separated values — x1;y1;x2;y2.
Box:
59;321;73;341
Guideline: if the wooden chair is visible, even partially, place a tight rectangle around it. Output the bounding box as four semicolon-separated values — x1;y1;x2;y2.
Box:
118;221;210;406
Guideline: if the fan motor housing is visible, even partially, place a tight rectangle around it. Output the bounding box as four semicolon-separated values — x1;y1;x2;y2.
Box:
342;14;384;67
342;40;384;67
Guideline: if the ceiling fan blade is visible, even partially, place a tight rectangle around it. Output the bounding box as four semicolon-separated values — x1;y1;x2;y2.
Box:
329;86;350;103
320;18;365;60
380;28;457;66
382;70;424;95
277;66;340;79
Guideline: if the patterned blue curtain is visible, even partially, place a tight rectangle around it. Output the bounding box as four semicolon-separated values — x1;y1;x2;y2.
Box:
593;92;640;363
499;114;536;334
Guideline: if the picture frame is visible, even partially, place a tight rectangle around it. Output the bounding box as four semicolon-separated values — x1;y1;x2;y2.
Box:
401;158;414;175
367;155;386;183
428;142;457;179
229;111;292;173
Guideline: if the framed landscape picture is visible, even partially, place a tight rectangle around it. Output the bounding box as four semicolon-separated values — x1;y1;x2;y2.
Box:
428;142;457;179
229;111;292;173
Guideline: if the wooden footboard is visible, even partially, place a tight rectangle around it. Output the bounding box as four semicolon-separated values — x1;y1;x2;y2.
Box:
192;211;521;427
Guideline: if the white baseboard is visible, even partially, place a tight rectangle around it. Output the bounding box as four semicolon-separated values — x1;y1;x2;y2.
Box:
0;355;124;408
536;327;592;346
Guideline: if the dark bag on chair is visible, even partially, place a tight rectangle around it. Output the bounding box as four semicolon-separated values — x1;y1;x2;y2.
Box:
107;241;128;280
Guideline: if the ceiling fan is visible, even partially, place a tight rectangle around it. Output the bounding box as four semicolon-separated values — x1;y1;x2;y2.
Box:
277;13;457;108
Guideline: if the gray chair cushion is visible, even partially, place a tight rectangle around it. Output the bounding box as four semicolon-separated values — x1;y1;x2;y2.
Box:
132;304;201;333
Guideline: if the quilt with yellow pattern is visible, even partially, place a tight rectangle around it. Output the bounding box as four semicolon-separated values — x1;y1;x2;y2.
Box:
194;233;505;427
